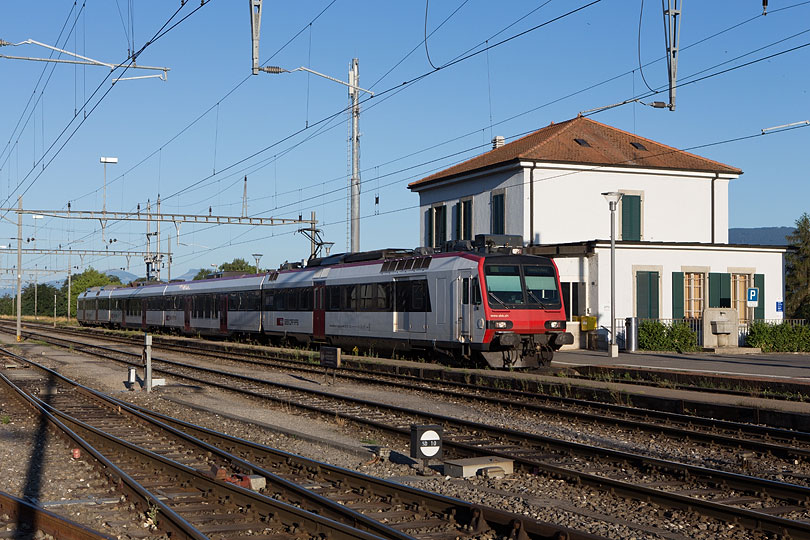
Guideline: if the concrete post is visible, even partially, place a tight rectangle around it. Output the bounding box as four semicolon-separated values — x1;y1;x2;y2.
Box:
144;333;152;392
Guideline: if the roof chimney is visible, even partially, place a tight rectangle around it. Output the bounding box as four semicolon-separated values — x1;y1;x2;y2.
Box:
491;135;505;149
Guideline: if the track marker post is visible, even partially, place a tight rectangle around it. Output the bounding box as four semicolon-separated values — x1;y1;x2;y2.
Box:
143;333;152;392
410;424;443;474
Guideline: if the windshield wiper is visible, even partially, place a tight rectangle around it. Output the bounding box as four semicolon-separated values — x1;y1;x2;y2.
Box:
488;291;510;309
526;290;548;308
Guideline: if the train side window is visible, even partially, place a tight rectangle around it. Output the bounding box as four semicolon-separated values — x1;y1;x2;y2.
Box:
411;281;425;311
326;286;339;311
462;278;470;304
403;259;415;270
377;283;392;311
472;277;481;305
229;292;240;311
395;281;410;312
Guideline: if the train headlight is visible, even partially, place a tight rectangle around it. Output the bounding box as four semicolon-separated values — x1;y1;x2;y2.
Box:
486;320;513;329
545;320;566;330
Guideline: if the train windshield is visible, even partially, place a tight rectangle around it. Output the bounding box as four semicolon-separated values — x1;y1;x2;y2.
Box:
484;264;561;309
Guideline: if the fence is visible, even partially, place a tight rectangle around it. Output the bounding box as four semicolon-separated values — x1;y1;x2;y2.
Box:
614;317;807;349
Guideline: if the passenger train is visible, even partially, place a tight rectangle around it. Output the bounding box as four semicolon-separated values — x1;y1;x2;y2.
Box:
77;235;573;368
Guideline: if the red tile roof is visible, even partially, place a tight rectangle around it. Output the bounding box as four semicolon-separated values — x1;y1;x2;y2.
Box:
408;116;742;190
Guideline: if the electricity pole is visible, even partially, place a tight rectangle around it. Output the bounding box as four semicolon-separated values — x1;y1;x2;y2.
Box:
348;58;361;253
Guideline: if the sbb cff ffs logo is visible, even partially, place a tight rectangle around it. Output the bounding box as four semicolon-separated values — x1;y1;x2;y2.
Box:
410;424;443;461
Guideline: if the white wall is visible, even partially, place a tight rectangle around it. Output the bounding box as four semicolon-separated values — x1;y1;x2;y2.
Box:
529;165;734;245
417;166;524;245
591;243;786;328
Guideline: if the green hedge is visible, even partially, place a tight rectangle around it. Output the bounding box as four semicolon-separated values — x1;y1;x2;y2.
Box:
746;322;810;352
638;320;699;352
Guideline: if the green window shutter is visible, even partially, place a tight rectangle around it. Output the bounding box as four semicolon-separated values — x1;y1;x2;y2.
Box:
426;208;433;247
636;271;659;319
672;272;684;319
636;272;649;319
708;273;721;308
754;274;765;320
454;203;461;240
720;273;731;308
621;195;641;241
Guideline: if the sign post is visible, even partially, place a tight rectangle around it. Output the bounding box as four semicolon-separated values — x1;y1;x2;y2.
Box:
410;424;443;473
320;346;341;383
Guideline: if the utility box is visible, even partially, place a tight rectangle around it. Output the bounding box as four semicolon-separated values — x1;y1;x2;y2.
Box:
580;316;597;331
703;308;739;349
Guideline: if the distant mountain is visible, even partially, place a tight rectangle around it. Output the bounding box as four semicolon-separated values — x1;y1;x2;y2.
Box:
729;227;794;246
173;268;200;282
103;269;139;284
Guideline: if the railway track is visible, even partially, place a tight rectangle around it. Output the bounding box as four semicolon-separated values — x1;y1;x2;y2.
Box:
1;348;599;540
12;321;810;464
0;489;117;540
7;324;810;538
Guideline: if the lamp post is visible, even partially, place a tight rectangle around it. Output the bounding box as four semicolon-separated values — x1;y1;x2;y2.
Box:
100;156;118;214
251;253;263;274
602;192;623;358
261;63;373;253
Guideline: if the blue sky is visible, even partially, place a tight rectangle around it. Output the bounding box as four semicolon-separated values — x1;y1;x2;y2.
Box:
0;0;808;281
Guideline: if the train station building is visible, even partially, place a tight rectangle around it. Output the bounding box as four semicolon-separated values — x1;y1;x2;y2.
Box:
408;115;788;348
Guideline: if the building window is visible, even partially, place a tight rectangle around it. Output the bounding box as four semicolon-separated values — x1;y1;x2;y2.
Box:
426;205;446;248
731;274;751;322
492;192;505;235
621;194;641;241
455;199;472;241
684;272;704;318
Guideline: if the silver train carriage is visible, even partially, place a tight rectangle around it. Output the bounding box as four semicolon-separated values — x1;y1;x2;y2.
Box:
78;243;573;368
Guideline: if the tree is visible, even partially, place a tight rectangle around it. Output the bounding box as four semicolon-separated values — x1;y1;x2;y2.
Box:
220;258;255;273
193;258;257;280
786;213;810;319
62;268;122;317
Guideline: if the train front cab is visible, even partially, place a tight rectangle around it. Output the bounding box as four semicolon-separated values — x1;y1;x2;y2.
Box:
475;254;573;368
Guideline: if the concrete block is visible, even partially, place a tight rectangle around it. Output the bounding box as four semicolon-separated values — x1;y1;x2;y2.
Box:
235;474;266;491
151;378;166;387
443;456;513;478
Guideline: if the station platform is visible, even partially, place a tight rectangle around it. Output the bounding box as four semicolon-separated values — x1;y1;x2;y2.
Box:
553;348;810;383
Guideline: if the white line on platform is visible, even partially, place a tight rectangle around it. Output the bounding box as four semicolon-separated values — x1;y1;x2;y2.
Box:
554;361;806;380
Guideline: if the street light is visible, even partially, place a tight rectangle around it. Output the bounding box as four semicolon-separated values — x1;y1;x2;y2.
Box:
100;156;118;214
251;253;263;274
602;192;623;358
261;62;373;253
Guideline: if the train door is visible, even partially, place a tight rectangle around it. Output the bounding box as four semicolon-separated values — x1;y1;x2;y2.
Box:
141;299;147;329
394;279;409;332
184;297;191;332
313;282;326;340
219;294;228;333
457;272;474;342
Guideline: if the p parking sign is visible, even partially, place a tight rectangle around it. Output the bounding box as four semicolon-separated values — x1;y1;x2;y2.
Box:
747;287;759;308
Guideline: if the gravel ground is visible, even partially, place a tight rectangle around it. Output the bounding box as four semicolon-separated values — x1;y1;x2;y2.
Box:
0;334;790;539
0;372;165;539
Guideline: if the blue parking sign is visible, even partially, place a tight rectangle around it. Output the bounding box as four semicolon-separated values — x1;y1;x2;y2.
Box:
776;301;784;312
747;287;759;307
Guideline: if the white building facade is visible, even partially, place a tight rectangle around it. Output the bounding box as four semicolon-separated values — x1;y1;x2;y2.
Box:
409;116;786;347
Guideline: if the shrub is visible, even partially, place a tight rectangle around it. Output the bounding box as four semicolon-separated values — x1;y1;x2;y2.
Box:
638;320;699;352
746;322;810;352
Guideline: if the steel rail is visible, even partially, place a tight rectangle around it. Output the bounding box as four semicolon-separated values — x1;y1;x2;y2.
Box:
16;321;810;455
2;348;600;540
10;324;810;538
0;489;116;540
0;370;208;540
0;360;399;540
